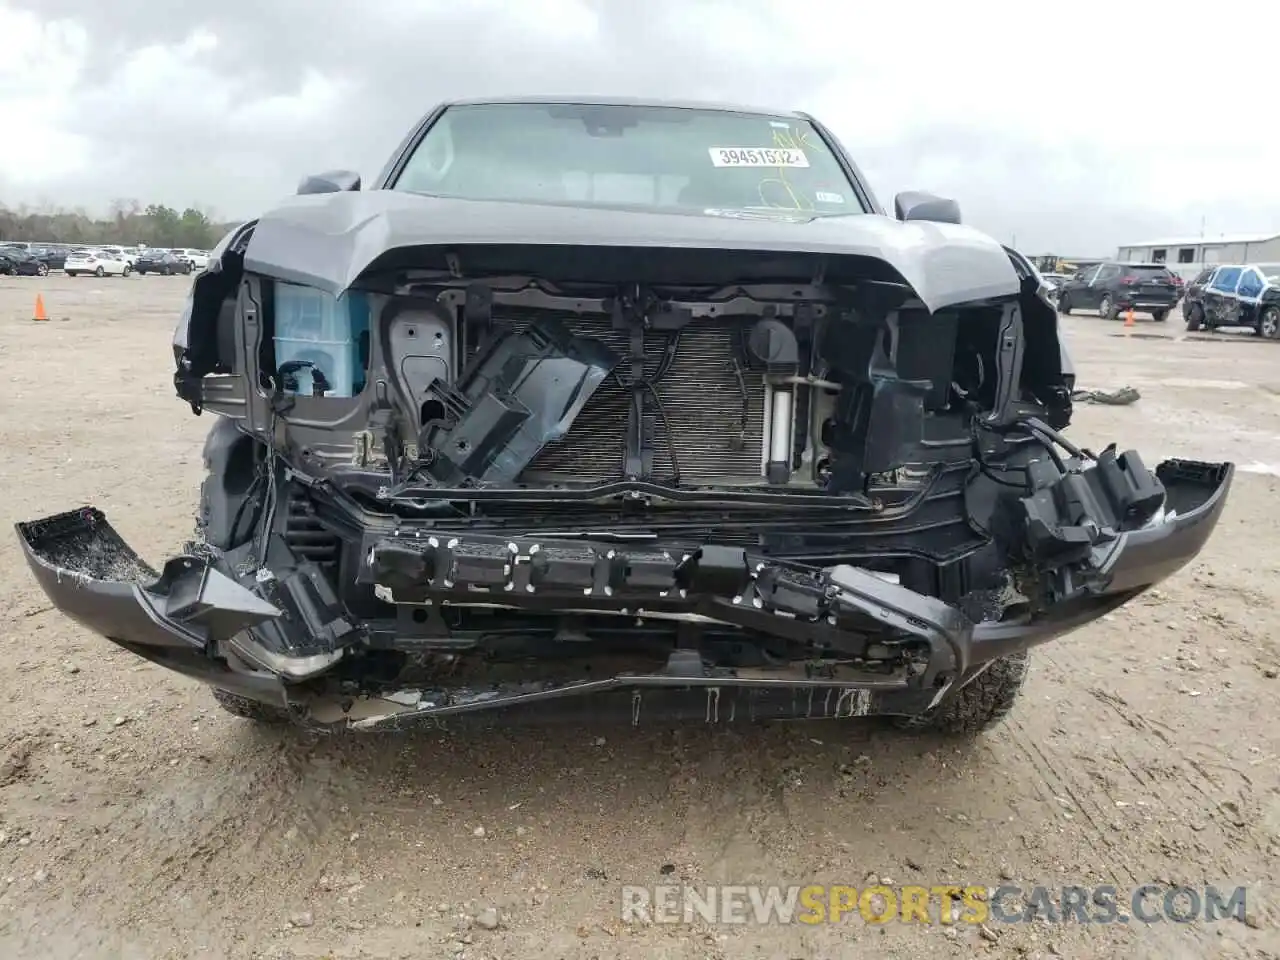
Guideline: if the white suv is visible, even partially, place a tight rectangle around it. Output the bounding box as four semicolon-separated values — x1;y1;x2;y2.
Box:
99;246;137;267
172;249;210;270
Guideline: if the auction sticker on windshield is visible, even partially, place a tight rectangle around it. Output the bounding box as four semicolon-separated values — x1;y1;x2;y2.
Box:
709;148;809;168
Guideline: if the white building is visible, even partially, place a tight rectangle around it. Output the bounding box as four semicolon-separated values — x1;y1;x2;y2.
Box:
1116;232;1280;271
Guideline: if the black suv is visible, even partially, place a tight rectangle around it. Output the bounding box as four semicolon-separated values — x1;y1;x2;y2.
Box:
1183;263;1280;337
1056;262;1179;321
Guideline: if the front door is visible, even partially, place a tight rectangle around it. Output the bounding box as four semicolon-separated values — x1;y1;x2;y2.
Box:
1067;265;1101;308
1203;266;1242;328
1235;268;1265;327
1089;264;1122;311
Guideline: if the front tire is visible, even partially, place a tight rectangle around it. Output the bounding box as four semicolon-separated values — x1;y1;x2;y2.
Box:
66;271;77;277
211;687;294;724
1186;305;1204;331
122;264;131;277
1151;309;1168;323
1058;294;1072;315
894;652;1030;735
1261;306;1280;340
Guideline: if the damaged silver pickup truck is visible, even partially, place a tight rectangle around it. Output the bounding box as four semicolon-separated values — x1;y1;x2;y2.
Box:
17;97;1233;733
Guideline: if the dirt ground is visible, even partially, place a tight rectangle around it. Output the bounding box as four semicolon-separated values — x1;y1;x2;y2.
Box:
1;274;1278;960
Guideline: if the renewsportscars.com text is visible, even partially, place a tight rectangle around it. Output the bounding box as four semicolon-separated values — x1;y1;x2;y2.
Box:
621;884;1249;925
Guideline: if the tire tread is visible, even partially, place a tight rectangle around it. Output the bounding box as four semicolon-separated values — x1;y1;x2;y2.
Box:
894;652;1029;735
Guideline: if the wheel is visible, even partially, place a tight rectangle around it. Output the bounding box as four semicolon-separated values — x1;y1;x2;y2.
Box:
137;269;146;275
183;263;192;275
36;262;49;277
66;271;77;277
94;265;105;277
1186;305;1204;331
1097;294;1117;320
1261;306;1280;340
122;264;132;277
1058;294;1071;315
1151;310;1168;323
894;652;1030;735
211;687;294;724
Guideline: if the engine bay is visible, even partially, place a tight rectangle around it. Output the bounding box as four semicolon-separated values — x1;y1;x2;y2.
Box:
196;240;1073;509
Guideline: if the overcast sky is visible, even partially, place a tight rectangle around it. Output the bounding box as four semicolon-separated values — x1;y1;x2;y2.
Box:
2;0;1277;254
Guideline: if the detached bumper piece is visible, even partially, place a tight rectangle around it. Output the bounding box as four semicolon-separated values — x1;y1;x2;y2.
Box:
15;508;287;704
16;509;279;649
1013;454;1233;600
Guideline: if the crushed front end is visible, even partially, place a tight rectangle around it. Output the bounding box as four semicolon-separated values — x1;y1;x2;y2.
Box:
15;210;1234;732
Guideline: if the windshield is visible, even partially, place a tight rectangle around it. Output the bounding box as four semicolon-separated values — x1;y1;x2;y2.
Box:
393;102;861;216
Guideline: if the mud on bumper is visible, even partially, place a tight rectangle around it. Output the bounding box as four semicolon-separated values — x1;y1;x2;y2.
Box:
15;459;1233;730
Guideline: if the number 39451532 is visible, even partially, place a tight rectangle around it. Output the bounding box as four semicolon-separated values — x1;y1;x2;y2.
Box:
709;148;810;168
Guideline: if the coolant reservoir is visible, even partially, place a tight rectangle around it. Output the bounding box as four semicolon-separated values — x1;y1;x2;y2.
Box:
273;282;369;397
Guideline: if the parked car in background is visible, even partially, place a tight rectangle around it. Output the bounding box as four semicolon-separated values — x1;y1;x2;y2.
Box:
171;248;210;270
28;246;68;271
1183;263;1280;337
134;249;192;275
64;249;132;277
1056;262;1179;321
1183;266;1217;326
0;245;49;276
1039;272;1071;300
98;246;137;267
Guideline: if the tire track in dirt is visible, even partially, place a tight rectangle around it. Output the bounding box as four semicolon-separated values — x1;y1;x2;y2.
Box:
1004;711;1140;887
3;729;357;954
1033;646;1236;884
1073;592;1273;880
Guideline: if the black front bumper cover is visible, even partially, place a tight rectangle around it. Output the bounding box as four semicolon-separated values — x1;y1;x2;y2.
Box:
14;458;1233;729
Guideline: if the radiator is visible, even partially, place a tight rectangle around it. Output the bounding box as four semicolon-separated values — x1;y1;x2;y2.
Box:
479;317;767;486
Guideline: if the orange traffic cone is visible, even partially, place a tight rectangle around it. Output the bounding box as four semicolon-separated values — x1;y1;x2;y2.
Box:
1124;307;1135;328
32;294;48;322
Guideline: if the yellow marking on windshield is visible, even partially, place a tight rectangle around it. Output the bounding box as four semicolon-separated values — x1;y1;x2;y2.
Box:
756;126;815;212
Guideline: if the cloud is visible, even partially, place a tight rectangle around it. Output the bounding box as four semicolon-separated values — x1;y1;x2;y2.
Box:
0;13;90;188
1;0;1278;253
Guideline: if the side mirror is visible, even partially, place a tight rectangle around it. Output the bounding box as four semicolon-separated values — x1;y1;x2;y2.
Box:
297;169;362;195
893;190;962;225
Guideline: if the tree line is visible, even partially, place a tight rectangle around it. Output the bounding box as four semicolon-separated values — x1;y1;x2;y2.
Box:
0;198;236;250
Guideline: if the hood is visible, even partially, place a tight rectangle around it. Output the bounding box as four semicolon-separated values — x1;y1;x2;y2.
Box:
240;190;1020;314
